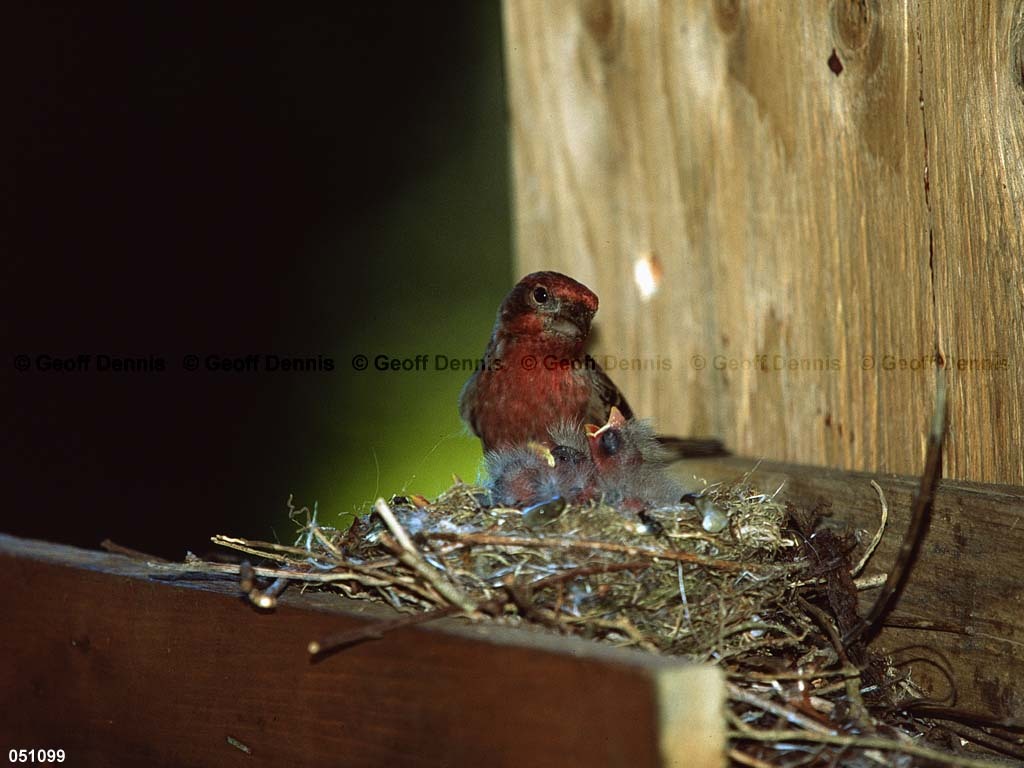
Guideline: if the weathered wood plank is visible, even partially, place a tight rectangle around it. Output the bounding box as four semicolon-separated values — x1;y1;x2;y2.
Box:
0;534;723;768
673;455;1024;721
922;0;1024;487
504;0;1024;485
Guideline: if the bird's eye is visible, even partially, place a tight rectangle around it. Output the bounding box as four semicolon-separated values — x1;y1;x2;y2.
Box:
600;429;622;456
532;286;549;304
552;445;585;465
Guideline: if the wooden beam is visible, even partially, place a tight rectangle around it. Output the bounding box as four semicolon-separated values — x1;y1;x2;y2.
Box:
0;534;723;768
674;455;1024;721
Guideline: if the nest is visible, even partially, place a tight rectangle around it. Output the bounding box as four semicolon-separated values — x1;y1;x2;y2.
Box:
205;472;1016;767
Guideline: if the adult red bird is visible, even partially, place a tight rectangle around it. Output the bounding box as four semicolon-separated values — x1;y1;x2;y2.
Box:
459;271;626;451
459;271;725;456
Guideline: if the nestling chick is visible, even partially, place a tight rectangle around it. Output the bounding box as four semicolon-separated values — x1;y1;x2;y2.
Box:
485;422;596;509
586;407;686;511
486;443;563;509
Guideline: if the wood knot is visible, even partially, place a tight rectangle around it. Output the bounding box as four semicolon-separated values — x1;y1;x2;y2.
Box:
580;0;618;55
832;0;872;52
713;0;741;35
828;49;844;76
829;0;882;77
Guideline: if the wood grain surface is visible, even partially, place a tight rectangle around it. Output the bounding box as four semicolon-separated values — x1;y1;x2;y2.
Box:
503;0;1024;484
0;535;723;768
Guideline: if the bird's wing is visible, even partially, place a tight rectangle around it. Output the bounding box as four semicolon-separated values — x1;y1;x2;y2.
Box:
583;354;634;422
458;369;481;435
582;355;729;460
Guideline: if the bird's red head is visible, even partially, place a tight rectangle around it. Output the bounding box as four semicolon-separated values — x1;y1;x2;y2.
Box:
496;271;599;347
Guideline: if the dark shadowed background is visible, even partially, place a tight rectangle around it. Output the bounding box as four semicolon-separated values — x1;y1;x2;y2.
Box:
4;3;511;558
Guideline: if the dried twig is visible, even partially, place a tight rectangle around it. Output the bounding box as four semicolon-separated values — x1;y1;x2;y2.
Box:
424;531;773;572
375;498;478;614
309;605;460;657
728;682;836;735
930;720;1024;762
796;596;868;726
846;372;948;646
850;480;888;577
728;726;1006;768
528;560;650;590
251;577;289;609
212;535;325;564
727;747;775;768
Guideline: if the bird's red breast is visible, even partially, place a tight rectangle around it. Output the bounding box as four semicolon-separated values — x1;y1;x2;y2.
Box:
459;271;625;451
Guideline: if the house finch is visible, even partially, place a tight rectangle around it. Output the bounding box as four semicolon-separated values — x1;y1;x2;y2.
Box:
459;271;726;457
586;407;687;511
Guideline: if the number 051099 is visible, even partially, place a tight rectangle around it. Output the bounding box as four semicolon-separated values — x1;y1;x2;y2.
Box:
8;750;66;764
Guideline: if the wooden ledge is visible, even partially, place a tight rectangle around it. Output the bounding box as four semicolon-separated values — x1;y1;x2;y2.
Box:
3;455;1019;765
676;456;1024;721
0;533;723;768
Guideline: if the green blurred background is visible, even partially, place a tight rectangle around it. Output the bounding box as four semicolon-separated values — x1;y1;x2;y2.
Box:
290;3;512;531
6;3;513;556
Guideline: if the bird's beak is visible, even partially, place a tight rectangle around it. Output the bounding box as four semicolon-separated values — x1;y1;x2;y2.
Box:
588;408;626;439
547;302;594;340
526;440;556;467
606;406;627;429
